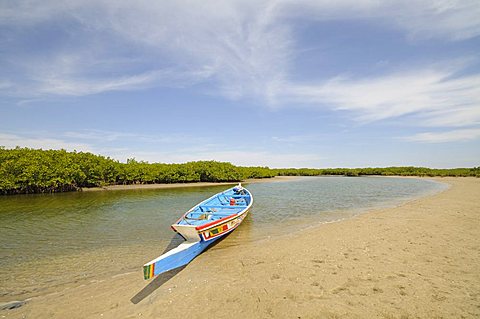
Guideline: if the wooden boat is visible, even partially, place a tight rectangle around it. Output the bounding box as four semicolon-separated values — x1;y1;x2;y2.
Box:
143;183;253;279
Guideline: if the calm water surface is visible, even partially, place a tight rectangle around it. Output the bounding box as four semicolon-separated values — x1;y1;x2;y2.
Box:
0;177;447;298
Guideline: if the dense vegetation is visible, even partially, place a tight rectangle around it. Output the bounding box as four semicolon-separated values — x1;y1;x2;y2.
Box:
0;147;478;195
0;147;275;194
275;167;480;178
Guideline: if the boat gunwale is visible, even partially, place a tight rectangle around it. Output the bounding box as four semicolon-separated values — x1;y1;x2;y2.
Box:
195;206;252;232
194;212;238;230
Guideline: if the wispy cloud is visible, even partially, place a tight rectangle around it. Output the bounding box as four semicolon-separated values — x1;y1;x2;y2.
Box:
0;133;93;151
63;129;205;145
3;0;479;41
404;128;480;143
280;66;480;129
2;0;480;147
2;0;479;99
36;71;159;96
0;1;288;99
63;130;145;142
117;149;323;168
1;131;269;165
386;0;480;41
271;134;324;143
3;53;214;97
0;130;323;167
284;0;480;41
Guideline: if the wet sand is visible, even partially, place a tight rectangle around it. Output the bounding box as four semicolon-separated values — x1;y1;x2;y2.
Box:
3;177;479;318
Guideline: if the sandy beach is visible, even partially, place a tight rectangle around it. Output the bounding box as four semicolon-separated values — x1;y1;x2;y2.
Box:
3;177;479;318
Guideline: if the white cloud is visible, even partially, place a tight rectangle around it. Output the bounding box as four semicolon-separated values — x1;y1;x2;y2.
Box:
1;0;480;146
3;0;479;42
4;52;214;97
0;0;289;99
271;134;324;143
99;0;290;101
388;0;480;41
62;129;205;145
63;130;143;142
280;0;480;41
405;128;480;143
2;0;479;100
37;70;160;96
281;67;480;128
0;133;93;151
114;149;323;168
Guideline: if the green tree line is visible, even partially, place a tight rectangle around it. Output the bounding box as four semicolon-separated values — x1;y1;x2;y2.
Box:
0;147;275;194
0;147;478;195
274;166;480;177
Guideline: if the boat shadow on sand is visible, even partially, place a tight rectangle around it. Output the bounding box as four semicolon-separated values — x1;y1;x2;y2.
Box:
130;233;228;304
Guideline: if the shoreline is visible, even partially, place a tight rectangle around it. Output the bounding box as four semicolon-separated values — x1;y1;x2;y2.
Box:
80;176;300;192
78;174;453;193
4;177;479;318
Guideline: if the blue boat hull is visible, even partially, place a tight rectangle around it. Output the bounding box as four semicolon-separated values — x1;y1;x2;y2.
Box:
143;237;220;279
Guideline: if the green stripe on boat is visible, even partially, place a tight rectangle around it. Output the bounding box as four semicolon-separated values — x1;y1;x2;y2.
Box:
143;265;151;280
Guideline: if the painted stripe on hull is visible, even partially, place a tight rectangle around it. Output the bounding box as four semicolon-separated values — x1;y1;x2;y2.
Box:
200;209;249;241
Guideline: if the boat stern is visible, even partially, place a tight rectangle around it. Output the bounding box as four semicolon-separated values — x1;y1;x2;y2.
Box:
171;224;201;241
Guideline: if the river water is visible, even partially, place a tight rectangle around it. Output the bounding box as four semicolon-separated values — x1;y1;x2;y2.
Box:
0;176;447;299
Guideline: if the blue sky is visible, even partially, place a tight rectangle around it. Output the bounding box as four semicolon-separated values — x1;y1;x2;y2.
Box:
1;0;479;168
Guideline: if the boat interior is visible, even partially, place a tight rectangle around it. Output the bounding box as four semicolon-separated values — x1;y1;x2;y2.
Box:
178;187;251;226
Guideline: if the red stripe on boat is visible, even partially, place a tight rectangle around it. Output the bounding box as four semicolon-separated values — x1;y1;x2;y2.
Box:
195;214;237;231
201;218;243;240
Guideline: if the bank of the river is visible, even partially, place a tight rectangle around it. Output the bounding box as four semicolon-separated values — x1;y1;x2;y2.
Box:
80;176;300;192
3;177;479;318
81;181;239;192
